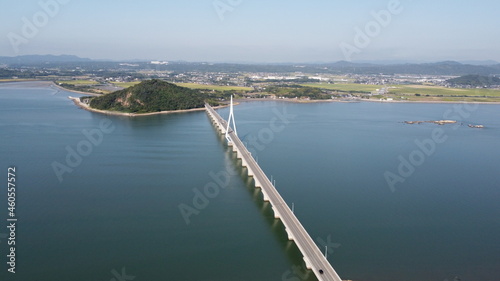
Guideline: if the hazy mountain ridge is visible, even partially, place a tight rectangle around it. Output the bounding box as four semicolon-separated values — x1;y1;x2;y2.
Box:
0;55;91;64
1;55;499;76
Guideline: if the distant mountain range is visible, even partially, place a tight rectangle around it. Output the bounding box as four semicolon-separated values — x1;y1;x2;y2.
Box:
458;60;499;66
0;55;499;76
0;55;91;64
319;60;500;76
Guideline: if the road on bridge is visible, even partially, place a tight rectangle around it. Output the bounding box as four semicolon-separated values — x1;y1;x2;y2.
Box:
205;104;343;281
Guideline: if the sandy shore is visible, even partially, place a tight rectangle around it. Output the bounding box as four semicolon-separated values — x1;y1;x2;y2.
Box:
52;82;102;96
68;96;229;117
2;81;500;116
55;81;226;117
362;98;500;105
235;98;348;104
237;97;500;105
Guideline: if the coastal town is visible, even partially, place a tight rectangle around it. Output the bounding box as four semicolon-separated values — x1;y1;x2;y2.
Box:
1;57;500;103
2;0;500;279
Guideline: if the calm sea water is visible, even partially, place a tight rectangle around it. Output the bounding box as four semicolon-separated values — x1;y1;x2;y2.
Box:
0;82;499;281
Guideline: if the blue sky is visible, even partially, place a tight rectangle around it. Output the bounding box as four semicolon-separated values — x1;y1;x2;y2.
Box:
1;0;499;62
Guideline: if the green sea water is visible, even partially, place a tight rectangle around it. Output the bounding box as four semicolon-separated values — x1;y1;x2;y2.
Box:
0;82;499;281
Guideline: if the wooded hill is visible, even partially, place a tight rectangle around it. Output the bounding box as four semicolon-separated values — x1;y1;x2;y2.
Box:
88;79;206;113
446;75;500;87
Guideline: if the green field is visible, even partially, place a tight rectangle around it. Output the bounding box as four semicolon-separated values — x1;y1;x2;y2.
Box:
175;83;252;91
388;85;500;97
303;83;500;97
57;80;99;86
0;79;36;82
111;81;252;91
301;83;381;92
111;81;141;88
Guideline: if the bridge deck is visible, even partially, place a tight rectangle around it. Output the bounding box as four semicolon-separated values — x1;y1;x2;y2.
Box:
205;104;342;281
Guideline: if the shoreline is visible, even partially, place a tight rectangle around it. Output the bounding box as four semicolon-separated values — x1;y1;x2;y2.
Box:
236;97;500;105
45;81;500;106
52;81;102;96
2;80;500;111
361;98;500;105
235;98;341;104
68;96;229;117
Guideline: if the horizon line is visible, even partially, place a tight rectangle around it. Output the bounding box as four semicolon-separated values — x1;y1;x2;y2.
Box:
1;54;499;66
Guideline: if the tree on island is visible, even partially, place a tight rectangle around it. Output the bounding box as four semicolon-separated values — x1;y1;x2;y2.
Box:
88;79;207;113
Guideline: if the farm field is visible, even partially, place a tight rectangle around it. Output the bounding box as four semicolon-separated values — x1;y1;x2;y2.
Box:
303;82;500;98
0;78;36;82
389;85;500;97
111;81;141;88
56;80;99;85
175;83;252;91
111;81;252;91
301;83;381;92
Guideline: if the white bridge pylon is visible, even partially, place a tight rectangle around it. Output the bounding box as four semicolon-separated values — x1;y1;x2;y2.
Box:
225;95;237;143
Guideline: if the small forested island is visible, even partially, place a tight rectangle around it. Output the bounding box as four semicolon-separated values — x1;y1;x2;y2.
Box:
77;79;210;115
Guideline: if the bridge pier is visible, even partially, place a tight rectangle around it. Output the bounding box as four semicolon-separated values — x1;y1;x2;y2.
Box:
240;156;249;168
245;163;255;176
261;189;270;202
254;178;271;202
253;176;262;189
205;103;343;281
233;149;249;168
217;124;225;134
271;206;280;219
303;257;313;270
247;169;254;177
285;228;294;240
